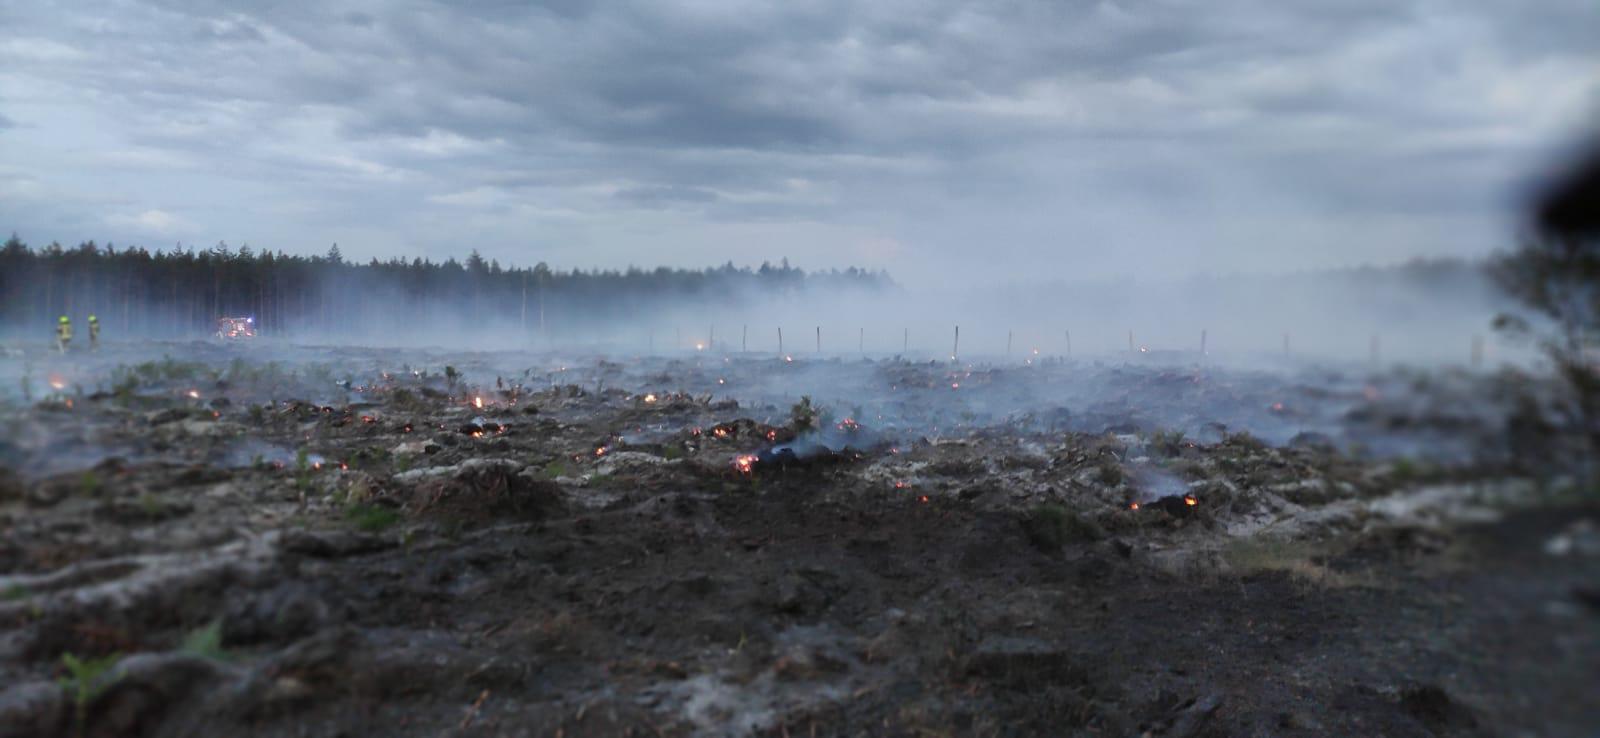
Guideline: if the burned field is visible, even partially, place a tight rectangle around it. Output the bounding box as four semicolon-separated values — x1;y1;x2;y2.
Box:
1;344;1597;737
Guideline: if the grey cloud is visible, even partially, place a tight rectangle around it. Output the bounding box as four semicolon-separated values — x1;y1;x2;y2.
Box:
613;185;720;209
0;0;1593;286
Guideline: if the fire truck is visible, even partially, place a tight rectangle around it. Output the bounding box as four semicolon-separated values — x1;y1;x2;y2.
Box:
215;316;256;341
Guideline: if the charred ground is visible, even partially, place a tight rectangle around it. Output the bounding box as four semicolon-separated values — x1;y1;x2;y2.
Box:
0;344;1596;737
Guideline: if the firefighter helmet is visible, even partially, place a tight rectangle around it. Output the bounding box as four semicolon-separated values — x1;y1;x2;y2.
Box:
59;316;69;323
88;315;98;322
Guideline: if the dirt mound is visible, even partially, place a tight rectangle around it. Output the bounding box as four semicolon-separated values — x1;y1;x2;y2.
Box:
396;459;565;522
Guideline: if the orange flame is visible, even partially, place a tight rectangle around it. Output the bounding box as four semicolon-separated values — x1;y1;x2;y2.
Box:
734;454;757;474
1184;495;1197;506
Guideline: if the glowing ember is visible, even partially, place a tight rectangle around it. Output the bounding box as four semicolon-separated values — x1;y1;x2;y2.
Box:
1129;502;1140;510
836;418;860;432
734;454;757;474
186;389;201;399
918;495;930;504
894;480;908;489
713;427;729;438
644;393;658;404
595;446;608;457
48;376;66;391
950;382;960;389
1184;495;1198;506
473;396;484;409
765;430;777;441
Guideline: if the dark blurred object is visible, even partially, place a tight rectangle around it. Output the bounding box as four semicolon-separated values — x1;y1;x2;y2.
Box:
1537;143;1600;238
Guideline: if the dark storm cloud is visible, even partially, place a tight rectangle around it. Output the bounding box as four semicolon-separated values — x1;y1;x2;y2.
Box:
0;0;1593;283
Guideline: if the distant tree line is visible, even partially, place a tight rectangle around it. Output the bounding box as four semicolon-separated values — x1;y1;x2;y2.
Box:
0;235;892;339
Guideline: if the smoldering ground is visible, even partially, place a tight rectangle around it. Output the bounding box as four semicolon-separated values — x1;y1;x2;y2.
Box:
1;332;1596;736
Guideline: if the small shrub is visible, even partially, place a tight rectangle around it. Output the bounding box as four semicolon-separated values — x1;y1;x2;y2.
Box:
59;652;120;733
790;396;820;432
179;620;228;661
1022;504;1103;551
346;503;401;532
78;472;102;496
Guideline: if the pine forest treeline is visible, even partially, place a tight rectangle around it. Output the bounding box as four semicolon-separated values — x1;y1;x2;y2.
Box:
0;235;891;340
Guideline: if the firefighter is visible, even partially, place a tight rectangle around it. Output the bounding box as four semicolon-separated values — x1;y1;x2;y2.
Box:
56;315;72;353
87;315;100;351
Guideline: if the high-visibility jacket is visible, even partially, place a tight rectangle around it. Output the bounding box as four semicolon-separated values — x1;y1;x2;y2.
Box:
57;321;72;341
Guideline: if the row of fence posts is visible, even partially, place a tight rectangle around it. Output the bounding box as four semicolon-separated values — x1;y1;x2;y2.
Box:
640;325;1493;367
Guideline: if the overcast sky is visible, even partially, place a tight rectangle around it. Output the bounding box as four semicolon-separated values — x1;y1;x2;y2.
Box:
1;1;1595;286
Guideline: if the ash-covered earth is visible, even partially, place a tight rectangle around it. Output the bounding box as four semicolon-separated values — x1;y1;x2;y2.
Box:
0;342;1596;737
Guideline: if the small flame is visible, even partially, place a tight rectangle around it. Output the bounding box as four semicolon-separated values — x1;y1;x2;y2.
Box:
48;375;66;391
695;342;705;351
473;396;484;409
713;427;729;438
595;446;608;457
186;389;201;399
917;495;930;504
644;393;658;404
784;355;793;363
734;454;757;474
1129;502;1140;511
1184;495;1197;507
766;429;777;441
